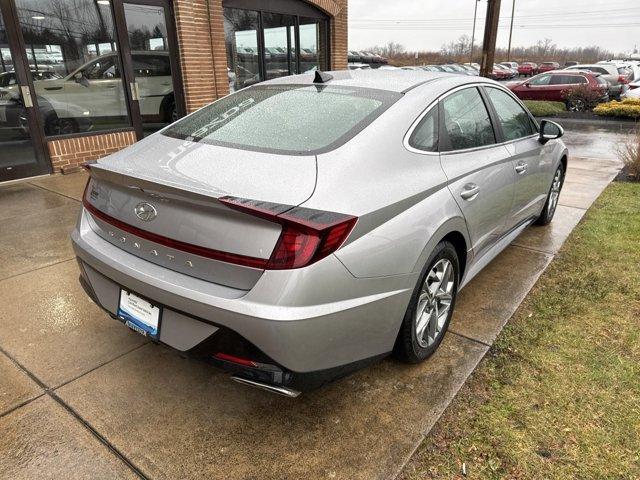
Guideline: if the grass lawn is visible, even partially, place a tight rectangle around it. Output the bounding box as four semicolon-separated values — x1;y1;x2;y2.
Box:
523;100;567;117
400;182;640;479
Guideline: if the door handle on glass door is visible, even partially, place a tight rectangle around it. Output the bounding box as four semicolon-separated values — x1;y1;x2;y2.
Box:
515;162;528;174
460;183;480;200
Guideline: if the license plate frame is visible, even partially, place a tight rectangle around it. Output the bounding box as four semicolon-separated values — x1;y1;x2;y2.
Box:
117;289;162;340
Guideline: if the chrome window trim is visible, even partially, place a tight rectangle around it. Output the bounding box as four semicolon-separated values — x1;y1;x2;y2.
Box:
403;81;544;156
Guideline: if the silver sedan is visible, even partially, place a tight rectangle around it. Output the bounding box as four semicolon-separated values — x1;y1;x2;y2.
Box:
72;70;567;396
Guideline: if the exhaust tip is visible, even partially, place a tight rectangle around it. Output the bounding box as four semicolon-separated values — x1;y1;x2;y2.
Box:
231;375;300;398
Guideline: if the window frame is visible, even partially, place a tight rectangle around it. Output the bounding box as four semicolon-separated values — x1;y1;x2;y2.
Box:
403;83;540;156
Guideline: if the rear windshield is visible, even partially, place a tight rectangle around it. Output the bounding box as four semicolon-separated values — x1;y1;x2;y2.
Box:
162;84;401;155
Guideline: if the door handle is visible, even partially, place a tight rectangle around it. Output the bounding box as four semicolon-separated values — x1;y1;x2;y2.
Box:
460;183;480;201
515;162;528;174
129;81;140;101
20;85;33;108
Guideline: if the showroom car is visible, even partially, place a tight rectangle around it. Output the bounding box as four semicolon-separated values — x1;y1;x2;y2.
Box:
2;51;177;133
72;70;567;397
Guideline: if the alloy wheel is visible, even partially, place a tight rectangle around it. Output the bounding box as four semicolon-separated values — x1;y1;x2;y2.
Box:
415;258;455;348
547;167;563;217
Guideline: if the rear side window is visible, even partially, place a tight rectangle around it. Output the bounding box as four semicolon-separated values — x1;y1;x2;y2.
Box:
163;85;401;154
550;74;586;85
441;87;495;151
486;88;536;141
409;105;438;152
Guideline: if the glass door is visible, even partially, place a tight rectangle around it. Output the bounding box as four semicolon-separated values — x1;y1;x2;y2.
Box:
120;0;184;137
0;0;49;182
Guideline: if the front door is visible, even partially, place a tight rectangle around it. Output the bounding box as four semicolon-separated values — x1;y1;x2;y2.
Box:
0;0;49;182
119;0;184;137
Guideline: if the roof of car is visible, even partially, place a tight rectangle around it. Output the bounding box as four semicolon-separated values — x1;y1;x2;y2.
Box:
545;69;600;76
259;69;492;93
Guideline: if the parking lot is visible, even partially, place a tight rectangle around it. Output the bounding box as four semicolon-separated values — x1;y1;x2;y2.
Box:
0;125;628;479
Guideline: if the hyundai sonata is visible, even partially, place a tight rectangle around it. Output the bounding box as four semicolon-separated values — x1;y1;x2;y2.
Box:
72;70;567;396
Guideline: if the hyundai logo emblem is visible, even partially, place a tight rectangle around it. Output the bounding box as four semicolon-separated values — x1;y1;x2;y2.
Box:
134;202;158;222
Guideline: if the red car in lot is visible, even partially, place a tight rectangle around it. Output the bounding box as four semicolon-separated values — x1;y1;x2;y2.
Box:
537;62;560;73
507;70;609;107
518;62;538;76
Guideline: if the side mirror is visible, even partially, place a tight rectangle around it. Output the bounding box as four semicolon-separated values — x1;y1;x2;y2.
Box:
539;120;564;144
73;72;83;82
74;72;90;88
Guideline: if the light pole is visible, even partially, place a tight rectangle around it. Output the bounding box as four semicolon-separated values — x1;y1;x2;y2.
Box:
507;0;516;61
470;0;481;64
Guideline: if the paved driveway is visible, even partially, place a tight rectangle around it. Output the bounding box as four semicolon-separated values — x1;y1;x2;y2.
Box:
0;126;626;479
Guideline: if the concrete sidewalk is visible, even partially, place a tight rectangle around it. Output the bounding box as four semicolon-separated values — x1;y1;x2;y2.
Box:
0;129;625;480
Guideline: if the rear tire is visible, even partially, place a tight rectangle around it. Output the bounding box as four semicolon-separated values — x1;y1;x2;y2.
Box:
394;241;459;364
535;163;565;226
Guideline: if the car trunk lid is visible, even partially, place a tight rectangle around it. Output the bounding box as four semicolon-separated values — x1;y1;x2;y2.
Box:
82;134;317;290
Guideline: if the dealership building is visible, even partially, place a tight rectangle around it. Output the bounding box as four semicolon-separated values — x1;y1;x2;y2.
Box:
0;0;348;182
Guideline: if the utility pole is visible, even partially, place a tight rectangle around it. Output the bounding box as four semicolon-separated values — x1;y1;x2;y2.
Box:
480;0;501;77
470;0;481;64
506;0;516;61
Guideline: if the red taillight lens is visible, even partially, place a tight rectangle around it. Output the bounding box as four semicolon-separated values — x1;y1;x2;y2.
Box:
220;196;357;270
618;75;629;84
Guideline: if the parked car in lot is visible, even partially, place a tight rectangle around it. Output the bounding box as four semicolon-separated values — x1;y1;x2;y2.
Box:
492;64;514;80
564;61;579;67
518;62;538;76
564;63;631;99
508;70;609;109
623;87;640;99
500;61;519;70
73;70;567;396
538;62;560;74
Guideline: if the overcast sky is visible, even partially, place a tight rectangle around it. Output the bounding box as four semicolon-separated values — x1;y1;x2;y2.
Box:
348;0;640;54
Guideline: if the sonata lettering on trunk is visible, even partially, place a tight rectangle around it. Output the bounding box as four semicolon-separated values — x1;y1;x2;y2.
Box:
107;231;195;268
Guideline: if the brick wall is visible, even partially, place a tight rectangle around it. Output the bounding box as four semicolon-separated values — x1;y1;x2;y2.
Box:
47;131;137;173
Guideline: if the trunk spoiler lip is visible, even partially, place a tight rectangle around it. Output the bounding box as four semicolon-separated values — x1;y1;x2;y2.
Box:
86;162;229;206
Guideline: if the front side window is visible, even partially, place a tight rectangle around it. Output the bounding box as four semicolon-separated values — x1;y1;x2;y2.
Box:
163;85;400;154
486;88;536;141
409;105;438;152
529;74;552;86
441;88;495;151
14;0;130;136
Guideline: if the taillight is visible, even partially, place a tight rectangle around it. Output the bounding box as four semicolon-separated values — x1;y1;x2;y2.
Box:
220;196;357;270
618;75;629;84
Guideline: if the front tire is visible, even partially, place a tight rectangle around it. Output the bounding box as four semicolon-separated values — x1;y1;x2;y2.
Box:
394;241;459;363
535;163;565;226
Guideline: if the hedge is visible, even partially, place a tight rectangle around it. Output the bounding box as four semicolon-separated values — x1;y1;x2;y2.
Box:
594;98;640;119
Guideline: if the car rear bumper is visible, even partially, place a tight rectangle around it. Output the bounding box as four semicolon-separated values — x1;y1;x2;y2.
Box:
72;207;415;379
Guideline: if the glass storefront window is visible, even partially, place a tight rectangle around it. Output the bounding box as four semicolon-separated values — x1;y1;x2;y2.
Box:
123;2;178;136
224;6;329;92
262;13;295;81
224;8;260;93
299;17;327;73
14;0;130;136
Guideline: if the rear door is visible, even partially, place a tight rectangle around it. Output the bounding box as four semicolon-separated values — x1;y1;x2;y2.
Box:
439;86;516;258
483;86;547;228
